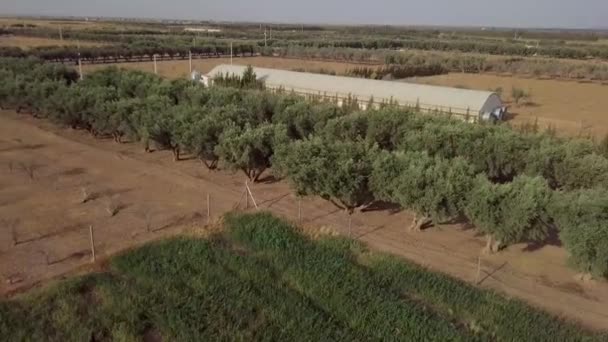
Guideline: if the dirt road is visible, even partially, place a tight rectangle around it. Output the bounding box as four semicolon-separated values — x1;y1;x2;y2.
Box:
1;111;607;330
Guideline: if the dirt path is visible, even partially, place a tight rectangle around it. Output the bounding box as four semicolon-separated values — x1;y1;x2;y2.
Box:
1;112;607;330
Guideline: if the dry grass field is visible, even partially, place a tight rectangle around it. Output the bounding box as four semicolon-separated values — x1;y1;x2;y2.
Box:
413;73;608;138
1;111;608;330
0;35;104;49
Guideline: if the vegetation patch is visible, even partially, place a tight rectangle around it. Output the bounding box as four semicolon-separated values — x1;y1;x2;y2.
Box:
1;212;604;341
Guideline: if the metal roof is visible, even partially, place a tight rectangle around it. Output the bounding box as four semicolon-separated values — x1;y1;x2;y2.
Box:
207;64;502;115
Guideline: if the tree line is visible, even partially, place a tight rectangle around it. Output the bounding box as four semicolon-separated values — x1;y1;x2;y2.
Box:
0;43;257;64
270;46;608;81
1;57;607;278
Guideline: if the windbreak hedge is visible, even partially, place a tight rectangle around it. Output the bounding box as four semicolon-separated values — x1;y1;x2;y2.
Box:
1;57;608;277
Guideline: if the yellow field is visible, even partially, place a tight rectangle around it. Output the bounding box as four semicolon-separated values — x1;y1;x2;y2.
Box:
414;73;608;138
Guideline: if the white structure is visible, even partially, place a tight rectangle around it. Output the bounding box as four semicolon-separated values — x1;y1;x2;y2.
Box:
184;27;222;33
191;70;210;87
207;65;504;121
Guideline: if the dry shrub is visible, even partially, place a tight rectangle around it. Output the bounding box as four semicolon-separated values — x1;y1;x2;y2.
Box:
104;195;121;217
80;186;93;204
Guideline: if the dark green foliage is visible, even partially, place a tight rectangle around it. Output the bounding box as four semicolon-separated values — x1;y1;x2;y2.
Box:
216;123;288;182
549;189;608;278
465;176;552;252
273;101;340;140
213;65;265;89
274;138;376;213
371;151;476;229
2;57;608;277
3;213;601;340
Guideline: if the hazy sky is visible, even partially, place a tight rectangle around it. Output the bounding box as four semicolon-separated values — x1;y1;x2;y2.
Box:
1;0;607;29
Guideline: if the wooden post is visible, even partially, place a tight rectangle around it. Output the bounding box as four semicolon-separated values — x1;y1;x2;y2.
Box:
89;225;96;262
246;181;259;210
153;54;158;74
245;181;249;209
230;42;233;65
189;50;192;74
59;26;63;41
78;56;83;81
206;193;210;224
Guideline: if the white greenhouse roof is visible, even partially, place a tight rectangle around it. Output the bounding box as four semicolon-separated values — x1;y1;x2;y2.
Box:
207;64;502;115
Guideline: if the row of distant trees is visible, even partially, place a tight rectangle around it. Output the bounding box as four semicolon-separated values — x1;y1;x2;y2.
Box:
271;46;608;81
1;57;608;278
6;25;608;60
0;44;257;64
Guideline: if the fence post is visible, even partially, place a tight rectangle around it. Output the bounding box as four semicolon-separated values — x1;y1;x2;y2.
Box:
89;225;96;263
245;181;249;209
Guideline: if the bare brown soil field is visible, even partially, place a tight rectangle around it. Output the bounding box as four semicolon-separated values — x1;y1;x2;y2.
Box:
0;35;104;49
82;56;373;79
1;111;608;330
413;73;608;138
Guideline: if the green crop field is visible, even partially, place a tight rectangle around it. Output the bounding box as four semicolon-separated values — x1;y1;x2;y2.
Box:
1;212;604;341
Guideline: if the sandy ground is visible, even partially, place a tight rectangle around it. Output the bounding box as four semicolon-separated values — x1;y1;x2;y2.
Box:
85;58;608;139
414;73;608;138
0;36;104;49
0;111;607;330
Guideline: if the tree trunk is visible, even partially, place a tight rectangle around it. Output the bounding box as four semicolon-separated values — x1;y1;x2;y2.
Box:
172;147;180;162
409;215;431;232
253;167;266;183
483;235;502;254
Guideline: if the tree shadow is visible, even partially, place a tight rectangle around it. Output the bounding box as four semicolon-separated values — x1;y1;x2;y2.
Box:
258;193;290;208
522;226;562;252
360;201;402;215
503;111;519;121
521;101;540;107
256;174;281;184
58;167;87;176
0;143;46;153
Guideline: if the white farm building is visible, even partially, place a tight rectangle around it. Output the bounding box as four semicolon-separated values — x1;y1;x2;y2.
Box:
206;65;505;121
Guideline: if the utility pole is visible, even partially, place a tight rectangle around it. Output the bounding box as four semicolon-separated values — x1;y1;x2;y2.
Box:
189;50;192;74
153;54;158;74
78;57;83;80
264;29;267;47
270;27;272;40
230;41;233;65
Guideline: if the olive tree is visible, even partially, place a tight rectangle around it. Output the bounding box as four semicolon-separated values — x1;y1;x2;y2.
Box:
371;151;475;231
465;175;552;253
273;137;376;214
216;123;287;182
549;188;608;278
